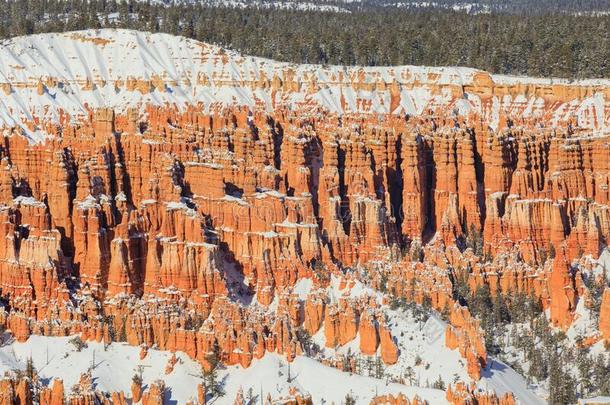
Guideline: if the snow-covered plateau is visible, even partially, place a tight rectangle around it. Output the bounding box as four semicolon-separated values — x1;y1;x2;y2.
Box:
0;29;608;143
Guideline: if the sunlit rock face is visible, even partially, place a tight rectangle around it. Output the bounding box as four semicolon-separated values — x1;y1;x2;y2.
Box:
0;28;608;404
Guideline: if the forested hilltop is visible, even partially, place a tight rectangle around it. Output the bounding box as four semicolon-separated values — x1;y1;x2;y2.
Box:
348;0;610;14
0;0;609;78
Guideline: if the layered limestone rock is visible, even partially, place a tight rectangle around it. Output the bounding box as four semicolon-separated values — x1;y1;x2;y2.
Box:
267;387;313;405
141;381;166;405
0;59;608;397
359;309;380;355
446;382;516;405
40;379;65;405
548;247;577;330
445;305;487;380
370;393;427;405
401;133;427;240
0;377;32;405
379;319;399;365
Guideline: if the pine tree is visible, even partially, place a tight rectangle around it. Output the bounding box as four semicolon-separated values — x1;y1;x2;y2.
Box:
25;356;36;380
203;343;225;399
363;356;373;377
132;371;143;387
576;348;593;396
404;366;415;385
527;342;547;381
119;319;127;342
548;354;576;405
374;356;384;379
593;354;610;396
432;375;445;390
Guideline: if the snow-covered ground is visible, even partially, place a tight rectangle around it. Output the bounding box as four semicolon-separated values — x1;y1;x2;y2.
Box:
0;335;203;403
479;359;545;405
593;248;610;282
292;275;545;404
0;270;547;404
0;276;573;403
311;311;472;387
570;248;610;341
0;335;447;403
221;354;447;403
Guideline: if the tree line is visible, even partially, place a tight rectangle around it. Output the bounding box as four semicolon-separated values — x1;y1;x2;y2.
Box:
0;0;609;79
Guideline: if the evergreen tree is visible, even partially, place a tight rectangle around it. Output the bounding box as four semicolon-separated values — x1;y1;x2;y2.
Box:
576;349;593;396
374;355;384;379
203;343;226;399
548;354;576;405
1;0;609;78
25;356;36;380
432;375;445;390
593;354;610;396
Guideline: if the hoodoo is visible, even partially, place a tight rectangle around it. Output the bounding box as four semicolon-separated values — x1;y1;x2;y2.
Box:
0;28;608;404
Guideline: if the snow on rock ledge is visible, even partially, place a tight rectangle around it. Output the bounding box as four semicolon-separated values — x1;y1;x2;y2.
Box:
0;29;609;142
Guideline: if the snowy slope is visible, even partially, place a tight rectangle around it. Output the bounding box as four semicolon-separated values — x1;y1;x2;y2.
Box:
0;29;608;143
479;360;546;405
0;335;448;404
0;335;203;403
292;276;545;404
221;354;447;403
0;272;546;404
0;329;544;404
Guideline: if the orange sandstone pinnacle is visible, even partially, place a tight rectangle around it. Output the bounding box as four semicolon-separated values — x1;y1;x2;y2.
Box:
0;32;608;402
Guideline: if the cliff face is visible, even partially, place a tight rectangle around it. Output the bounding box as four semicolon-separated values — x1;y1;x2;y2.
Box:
0;28;609;403
1;100;607;379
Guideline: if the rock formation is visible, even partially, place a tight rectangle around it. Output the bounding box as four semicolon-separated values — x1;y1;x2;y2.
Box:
0;28;608;404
